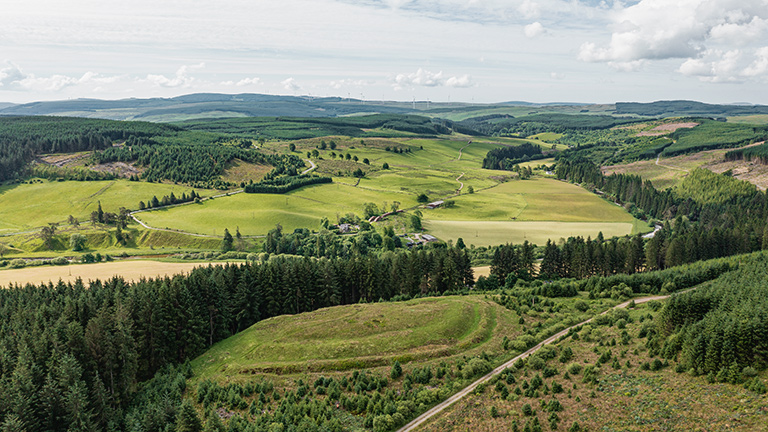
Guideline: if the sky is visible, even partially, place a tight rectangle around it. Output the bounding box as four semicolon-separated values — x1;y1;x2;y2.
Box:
0;0;767;105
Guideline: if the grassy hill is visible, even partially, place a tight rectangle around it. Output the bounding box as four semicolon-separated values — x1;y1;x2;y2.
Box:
192;296;510;380
184;293;619;431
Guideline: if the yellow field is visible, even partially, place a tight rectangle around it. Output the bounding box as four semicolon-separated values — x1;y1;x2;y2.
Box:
424;220;640;247
0;260;228;287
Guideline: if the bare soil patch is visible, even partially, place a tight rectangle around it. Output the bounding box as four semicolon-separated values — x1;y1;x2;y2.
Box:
637;122;698;136
91;161;143;177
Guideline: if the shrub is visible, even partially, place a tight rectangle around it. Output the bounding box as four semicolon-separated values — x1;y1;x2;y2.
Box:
9;259;26;269
567;363;582;375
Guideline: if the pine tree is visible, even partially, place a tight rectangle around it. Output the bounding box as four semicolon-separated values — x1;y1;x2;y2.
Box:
176;400;203;432
221;229;234;252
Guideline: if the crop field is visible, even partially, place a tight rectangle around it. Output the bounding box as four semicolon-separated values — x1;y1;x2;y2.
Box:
191;296;517;381
0;179;202;233
0;260;227;287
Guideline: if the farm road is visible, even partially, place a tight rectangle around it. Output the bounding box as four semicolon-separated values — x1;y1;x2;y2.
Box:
397;294;673;432
301;159;317;175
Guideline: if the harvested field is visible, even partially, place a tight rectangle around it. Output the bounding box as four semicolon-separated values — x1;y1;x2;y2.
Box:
0;260;228;287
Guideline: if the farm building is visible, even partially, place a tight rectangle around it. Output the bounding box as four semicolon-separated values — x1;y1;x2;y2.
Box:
426;200;444;209
422;234;438;242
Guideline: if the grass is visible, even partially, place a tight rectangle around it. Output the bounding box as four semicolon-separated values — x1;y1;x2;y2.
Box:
423;179;638;223
419;301;768;432
191;295;516;381
424;220;639;247
137;141;642;244
138;183;420;236
727;115;768;125
0;179;203;233
6;132;644;249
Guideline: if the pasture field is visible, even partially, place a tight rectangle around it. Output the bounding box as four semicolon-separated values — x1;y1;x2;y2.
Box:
0;260;228;287
4;131;643;250
137;139;642;243
422;178;637;222
0;179;202;233
727;114;768;125
424;220;639;247
138;182;421;235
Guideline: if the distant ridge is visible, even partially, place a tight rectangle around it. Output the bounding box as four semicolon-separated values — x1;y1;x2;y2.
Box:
1;94;767;122
616;100;768;117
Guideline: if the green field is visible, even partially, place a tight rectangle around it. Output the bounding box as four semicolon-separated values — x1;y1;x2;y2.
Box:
425;220;640;246
2;129;645;249
191;296;515;381
0;179;202;234
422;178;639;222
139;183;421;235
136;139;642;243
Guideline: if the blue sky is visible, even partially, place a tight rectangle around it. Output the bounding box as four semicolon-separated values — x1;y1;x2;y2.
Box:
0;0;766;104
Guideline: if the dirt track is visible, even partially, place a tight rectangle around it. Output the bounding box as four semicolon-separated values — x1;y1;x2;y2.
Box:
397;294;671;432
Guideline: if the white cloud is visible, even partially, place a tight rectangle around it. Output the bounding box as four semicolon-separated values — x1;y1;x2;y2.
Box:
550;72;565;80
743;47;768;77
578;0;768;82
446;74;474;88
0;62;87;91
524;22;546;38
0;62;28;89
329;79;371;89
392;68;472;89
146;63;205;88
518;0;541;19
679;48;768;82
221;77;262;87
281;77;300;91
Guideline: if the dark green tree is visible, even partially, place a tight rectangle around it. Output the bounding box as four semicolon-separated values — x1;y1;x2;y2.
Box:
221;228;234;252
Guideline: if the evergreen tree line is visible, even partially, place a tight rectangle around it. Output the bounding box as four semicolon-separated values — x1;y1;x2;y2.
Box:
244;175;332;194
648;251;768;386
481;235;736;299
138;191;200;210
0;116;175;182
0;247;472;431
93;143;305;188
555;157;768;268
725;141;768;165
481;143;544;170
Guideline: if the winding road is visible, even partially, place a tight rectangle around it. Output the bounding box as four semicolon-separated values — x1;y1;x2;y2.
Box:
397;294;674;432
301;159;317;175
